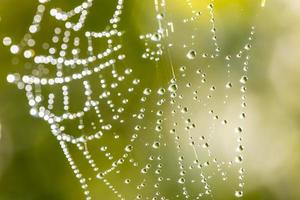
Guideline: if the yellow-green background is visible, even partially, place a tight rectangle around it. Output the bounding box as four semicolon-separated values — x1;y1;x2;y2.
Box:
0;0;300;199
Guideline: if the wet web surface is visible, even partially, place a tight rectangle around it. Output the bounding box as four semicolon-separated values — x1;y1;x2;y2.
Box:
2;0;260;199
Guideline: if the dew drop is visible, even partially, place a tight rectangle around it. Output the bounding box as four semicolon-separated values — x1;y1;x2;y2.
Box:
2;36;12;46
244;44;251;50
235;191;243;198
240;76;248;84
240;113;246;119
125;145;133;152
168;83;178;93
235;127;243;133
186;50;197;60
178;177;185;184
143;88;152;95
96;173;104;179
151;33;161;42
152;141;161;149
157;88;166;95
179;66;186;72
237;145;244;152
10;45;20;54
226;82;232;88
181;107;188;113
235;156;243;163
124;179;131;184
156;13;164;20
6;74;17;83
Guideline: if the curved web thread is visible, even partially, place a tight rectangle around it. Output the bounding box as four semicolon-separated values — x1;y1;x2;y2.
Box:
139;0;256;199
3;0;258;199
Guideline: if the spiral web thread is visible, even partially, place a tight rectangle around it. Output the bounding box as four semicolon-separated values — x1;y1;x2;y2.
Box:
4;0;258;199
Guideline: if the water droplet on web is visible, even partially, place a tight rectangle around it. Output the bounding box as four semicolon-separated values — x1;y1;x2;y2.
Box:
178;177;185;184
244;44;251;50
225;55;232;60
125;145;133;152
156;110;163;116
235;156;243;163
156;13;165;20
157;88;166;95
151;33;161;42
180;66;186;72
96;173;104;179
152;141;161;149
10;45;19;54
235;191;243;198
240;113;246;119
186;50;197;60
143;88;152;95
168;83;178;93
235;127;243;133
240;76;248;84
2;36;12;46
181;107;188;113
155;125;162;132
226;82;233;88
237;145;244;152
6;74;17;83
124;179;131;184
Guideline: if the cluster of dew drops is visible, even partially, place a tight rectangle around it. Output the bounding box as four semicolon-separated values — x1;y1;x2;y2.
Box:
138;0;255;199
2;0;256;199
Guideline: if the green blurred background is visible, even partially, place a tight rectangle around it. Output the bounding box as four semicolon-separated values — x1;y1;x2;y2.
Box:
0;0;300;199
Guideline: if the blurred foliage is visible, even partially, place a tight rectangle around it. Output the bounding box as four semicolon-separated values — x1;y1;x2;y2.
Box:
0;0;300;200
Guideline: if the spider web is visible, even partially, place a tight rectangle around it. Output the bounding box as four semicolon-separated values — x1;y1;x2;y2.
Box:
3;0;260;199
